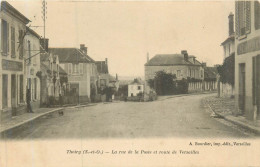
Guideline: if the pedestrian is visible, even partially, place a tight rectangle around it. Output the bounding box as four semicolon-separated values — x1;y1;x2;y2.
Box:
59;93;63;107
26;88;34;113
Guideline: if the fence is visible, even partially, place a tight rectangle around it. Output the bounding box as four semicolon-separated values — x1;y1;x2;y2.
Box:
188;81;217;93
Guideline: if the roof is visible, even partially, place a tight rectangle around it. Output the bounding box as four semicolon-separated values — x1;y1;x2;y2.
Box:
49;48;95;63
145;54;202;66
1;1;30;24
27;27;41;39
221;34;235;46
129;79;144;85
204;67;218;80
96;61;108;74
41;62;67;75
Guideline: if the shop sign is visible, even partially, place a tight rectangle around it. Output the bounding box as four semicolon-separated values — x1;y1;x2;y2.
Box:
237;36;260;55
2;59;23;71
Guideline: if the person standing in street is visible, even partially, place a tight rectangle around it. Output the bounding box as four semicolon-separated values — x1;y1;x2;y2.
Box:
26;88;34;113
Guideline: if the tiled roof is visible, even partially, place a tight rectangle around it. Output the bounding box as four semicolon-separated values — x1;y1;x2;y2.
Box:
145;54;202;66
221;34;235;46
96;61;108;74
49;48;95;63
41;62;67;75
204;67;218;79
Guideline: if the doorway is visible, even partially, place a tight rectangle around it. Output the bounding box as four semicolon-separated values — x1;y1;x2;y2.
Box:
11;74;17;107
239;63;246;114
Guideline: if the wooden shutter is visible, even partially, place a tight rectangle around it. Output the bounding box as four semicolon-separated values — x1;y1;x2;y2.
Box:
235;2;240;37
245;1;251;33
64;63;68;73
253;56;256;105
7;23;9;53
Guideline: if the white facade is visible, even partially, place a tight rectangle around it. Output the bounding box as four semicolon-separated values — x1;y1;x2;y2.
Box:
24;28;41;108
0;2;29;111
128;84;144;97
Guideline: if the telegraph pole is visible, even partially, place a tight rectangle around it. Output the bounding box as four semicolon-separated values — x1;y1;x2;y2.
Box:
42;0;47;51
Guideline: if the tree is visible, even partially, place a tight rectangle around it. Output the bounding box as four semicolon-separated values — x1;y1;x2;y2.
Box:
217;53;235;87
148;71;177;95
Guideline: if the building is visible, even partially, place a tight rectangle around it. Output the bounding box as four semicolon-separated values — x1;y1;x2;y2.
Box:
128;78;144;97
145;50;204;82
24;27;41;109
49;44;97;103
40;44;68;106
234;1;260;120
221;12;235;60
96;58;118;91
0;1;30;115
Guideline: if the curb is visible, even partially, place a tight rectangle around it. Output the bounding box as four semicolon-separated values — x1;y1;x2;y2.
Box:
0;104;94;137
158;91;217;101
207;104;260;135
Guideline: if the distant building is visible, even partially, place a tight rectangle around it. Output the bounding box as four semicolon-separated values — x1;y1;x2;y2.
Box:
221;12;235;60
220;12;235;97
234;1;260;120
0;1;30;114
128;78;144;97
145;50;204;82
49;44;97;103
24;27;41;109
40;39;68;106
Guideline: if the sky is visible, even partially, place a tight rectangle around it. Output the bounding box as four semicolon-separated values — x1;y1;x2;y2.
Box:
9;0;234;77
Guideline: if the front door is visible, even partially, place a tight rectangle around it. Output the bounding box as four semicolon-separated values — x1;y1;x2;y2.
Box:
11;74;16;107
256;55;260;119
239;63;246;114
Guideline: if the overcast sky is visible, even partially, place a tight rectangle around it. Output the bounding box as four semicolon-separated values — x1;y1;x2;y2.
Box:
9;0;234;77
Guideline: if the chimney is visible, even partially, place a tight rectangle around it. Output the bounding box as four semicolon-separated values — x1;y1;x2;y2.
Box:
181;50;188;61
40;38;49;52
80;44;87;55
147;52;149;63
202;62;206;67
228;12;234;36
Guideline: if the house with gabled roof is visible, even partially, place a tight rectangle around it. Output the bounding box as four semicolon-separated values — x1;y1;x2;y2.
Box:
145;50;204;82
49;44;98;103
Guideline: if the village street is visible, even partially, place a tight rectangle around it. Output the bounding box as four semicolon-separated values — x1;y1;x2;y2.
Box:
5;94;256;139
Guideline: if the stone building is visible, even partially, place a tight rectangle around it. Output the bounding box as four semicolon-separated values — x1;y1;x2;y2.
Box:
145;50;204;82
0;1;30;116
49;44;97;103
234;1;260;120
128;78;144;97
220;12;236;97
24;27;41;109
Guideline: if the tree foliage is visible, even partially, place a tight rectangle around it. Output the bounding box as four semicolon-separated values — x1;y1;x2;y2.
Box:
217;53;235;86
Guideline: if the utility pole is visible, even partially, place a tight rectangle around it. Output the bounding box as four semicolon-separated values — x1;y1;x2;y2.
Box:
42;0;47;50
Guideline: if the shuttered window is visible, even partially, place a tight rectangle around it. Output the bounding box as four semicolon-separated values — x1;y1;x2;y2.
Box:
1;19;9;56
19;30;24;59
255;1;260;30
11;26;16;58
235;1;251;38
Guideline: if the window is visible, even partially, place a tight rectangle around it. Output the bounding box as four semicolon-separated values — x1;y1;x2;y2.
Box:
33;44;37;64
201;70;204;78
177;70;181;77
20;75;24;103
11;26;15;58
255;1;260;30
235;1;251;37
138;86;141;90
27;40;31;64
79;63;83;74
2;74;8;108
1;19;9;55
68;63;72;74
19;30;24;59
73;64;79;73
34;78;37;100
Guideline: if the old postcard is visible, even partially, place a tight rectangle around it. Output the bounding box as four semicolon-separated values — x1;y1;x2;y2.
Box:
0;0;259;166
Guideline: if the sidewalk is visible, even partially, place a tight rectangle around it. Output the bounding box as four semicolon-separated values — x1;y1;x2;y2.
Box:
0;103;92;134
202;95;260;135
157;91;217;101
